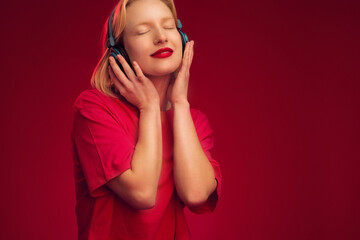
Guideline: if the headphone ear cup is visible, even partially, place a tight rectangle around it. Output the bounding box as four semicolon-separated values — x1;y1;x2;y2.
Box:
110;48;125;73
176;19;189;53
110;46;134;73
179;30;189;53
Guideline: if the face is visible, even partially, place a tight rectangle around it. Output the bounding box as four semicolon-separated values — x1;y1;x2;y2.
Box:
122;0;182;77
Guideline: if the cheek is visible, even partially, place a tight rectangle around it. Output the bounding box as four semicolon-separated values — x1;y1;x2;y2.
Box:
123;37;148;61
125;45;144;62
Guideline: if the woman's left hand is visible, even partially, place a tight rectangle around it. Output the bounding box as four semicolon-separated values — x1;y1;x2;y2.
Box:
167;40;194;105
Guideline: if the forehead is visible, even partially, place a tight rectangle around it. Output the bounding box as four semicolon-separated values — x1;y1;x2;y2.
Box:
125;0;174;28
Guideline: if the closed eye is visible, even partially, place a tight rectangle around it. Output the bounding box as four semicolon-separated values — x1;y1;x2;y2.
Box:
137;30;149;35
163;23;176;29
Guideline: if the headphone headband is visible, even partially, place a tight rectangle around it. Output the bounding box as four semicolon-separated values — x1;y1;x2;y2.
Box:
107;7;116;48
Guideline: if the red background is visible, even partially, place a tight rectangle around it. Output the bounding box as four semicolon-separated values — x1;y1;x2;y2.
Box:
1;0;359;239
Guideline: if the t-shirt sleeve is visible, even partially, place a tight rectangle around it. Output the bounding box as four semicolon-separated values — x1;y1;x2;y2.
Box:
72;96;135;198
189;110;222;214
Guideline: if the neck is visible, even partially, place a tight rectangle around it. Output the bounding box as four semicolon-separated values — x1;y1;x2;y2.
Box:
146;74;172;111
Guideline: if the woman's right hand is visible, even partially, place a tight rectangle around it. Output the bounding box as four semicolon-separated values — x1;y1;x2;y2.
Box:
108;55;159;111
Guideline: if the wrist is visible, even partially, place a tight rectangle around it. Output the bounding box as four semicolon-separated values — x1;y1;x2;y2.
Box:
139;102;160;113
172;100;190;110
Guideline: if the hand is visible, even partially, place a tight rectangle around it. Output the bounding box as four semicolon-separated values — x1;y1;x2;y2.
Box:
109;55;160;111
167;40;194;105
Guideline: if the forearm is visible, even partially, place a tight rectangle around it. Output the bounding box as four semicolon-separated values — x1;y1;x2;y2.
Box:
105;104;162;209
130;105;163;194
172;101;217;207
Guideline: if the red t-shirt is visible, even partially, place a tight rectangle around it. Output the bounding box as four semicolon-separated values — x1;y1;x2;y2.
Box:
71;89;222;240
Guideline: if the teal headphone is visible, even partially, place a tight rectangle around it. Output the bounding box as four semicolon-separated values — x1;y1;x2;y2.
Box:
107;6;189;73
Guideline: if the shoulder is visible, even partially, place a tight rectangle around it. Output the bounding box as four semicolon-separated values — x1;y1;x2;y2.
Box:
73;89;116;111
74;88;136;113
190;108;210;125
189;107;213;134
72;88;138;123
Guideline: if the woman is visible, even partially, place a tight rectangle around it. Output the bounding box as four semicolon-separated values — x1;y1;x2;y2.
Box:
71;0;222;239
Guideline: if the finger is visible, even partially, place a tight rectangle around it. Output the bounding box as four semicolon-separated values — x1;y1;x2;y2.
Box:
109;56;132;89
182;41;192;72
177;42;190;75
116;55;137;81
109;66;126;94
132;61;147;83
108;65;120;83
189;41;194;68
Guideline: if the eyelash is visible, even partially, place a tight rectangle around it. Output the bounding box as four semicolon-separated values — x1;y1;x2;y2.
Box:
137;26;175;35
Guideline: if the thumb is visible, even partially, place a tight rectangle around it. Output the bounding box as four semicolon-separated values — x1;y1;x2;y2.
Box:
174;62;183;78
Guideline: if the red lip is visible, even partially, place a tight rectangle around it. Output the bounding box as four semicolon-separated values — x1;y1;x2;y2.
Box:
151;48;173;58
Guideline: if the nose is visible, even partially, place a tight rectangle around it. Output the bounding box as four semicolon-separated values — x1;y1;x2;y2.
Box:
153;28;168;45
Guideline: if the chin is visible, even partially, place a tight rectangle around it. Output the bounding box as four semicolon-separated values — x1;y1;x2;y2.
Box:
145;62;181;77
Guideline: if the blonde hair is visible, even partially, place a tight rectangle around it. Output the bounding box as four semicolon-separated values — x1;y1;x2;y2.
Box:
90;0;179;98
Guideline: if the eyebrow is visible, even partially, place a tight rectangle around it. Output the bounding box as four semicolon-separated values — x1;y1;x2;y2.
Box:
133;17;175;27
